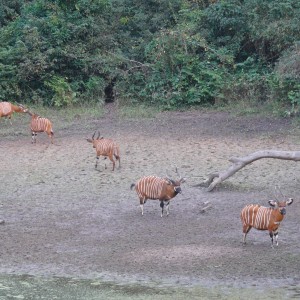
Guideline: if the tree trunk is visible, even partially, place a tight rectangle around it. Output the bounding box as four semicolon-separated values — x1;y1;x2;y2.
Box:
202;150;300;192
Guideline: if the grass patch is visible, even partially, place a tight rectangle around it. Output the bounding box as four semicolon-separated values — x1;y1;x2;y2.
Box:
0;274;295;300
213;98;297;120
118;104;160;119
27;103;105;128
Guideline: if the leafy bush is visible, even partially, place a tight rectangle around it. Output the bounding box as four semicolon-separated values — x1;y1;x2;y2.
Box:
119;22;230;109
272;43;300;115
44;75;76;107
0;0;114;105
1;0;300;113
243;0;300;62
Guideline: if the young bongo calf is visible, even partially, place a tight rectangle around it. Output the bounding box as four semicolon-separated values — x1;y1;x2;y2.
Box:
131;169;186;217
87;131;120;171
25;109;54;144
0;102;28;124
240;198;293;247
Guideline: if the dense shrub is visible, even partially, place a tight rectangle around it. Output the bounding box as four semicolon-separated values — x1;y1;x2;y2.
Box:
0;0;300;112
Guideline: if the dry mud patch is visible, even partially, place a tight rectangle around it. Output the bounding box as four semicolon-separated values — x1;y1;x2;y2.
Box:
0;109;300;298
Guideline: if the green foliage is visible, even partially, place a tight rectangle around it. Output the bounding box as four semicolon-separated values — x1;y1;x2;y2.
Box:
243;0;300;62
200;0;247;56
79;76;106;102
143;42;225;108
119;11;232;109
275;43;300;81
219;58;271;106
0;0;25;27
0;0;300;113
265;43;300;115
44;75;76;107
0;0;114;104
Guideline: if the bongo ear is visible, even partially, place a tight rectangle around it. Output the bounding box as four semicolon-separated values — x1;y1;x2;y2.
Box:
268;200;277;207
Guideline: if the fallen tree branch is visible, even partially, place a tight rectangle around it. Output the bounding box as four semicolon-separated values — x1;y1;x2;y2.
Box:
203;150;300;192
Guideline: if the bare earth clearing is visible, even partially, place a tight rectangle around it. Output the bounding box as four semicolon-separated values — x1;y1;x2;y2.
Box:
1;106;300;298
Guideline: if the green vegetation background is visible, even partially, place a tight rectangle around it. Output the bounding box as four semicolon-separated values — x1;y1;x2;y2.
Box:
0;0;299;116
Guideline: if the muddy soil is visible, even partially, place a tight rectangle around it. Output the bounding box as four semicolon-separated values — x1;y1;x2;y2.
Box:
1;106;300;292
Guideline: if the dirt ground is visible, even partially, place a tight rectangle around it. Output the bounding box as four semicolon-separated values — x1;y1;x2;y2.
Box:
1;105;300;296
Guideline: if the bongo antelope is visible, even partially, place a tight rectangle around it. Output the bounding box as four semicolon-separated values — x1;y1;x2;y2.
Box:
87;131;120;171
240;198;294;247
0;102;28;124
25;109;54;144
131;168;186;217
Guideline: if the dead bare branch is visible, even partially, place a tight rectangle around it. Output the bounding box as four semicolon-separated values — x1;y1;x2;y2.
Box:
202;150;300;192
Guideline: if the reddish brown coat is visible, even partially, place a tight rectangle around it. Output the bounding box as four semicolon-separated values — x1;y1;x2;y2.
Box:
87;132;120;171
240;198;293;247
0;102;27;123
131;173;186;217
27;111;54;144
